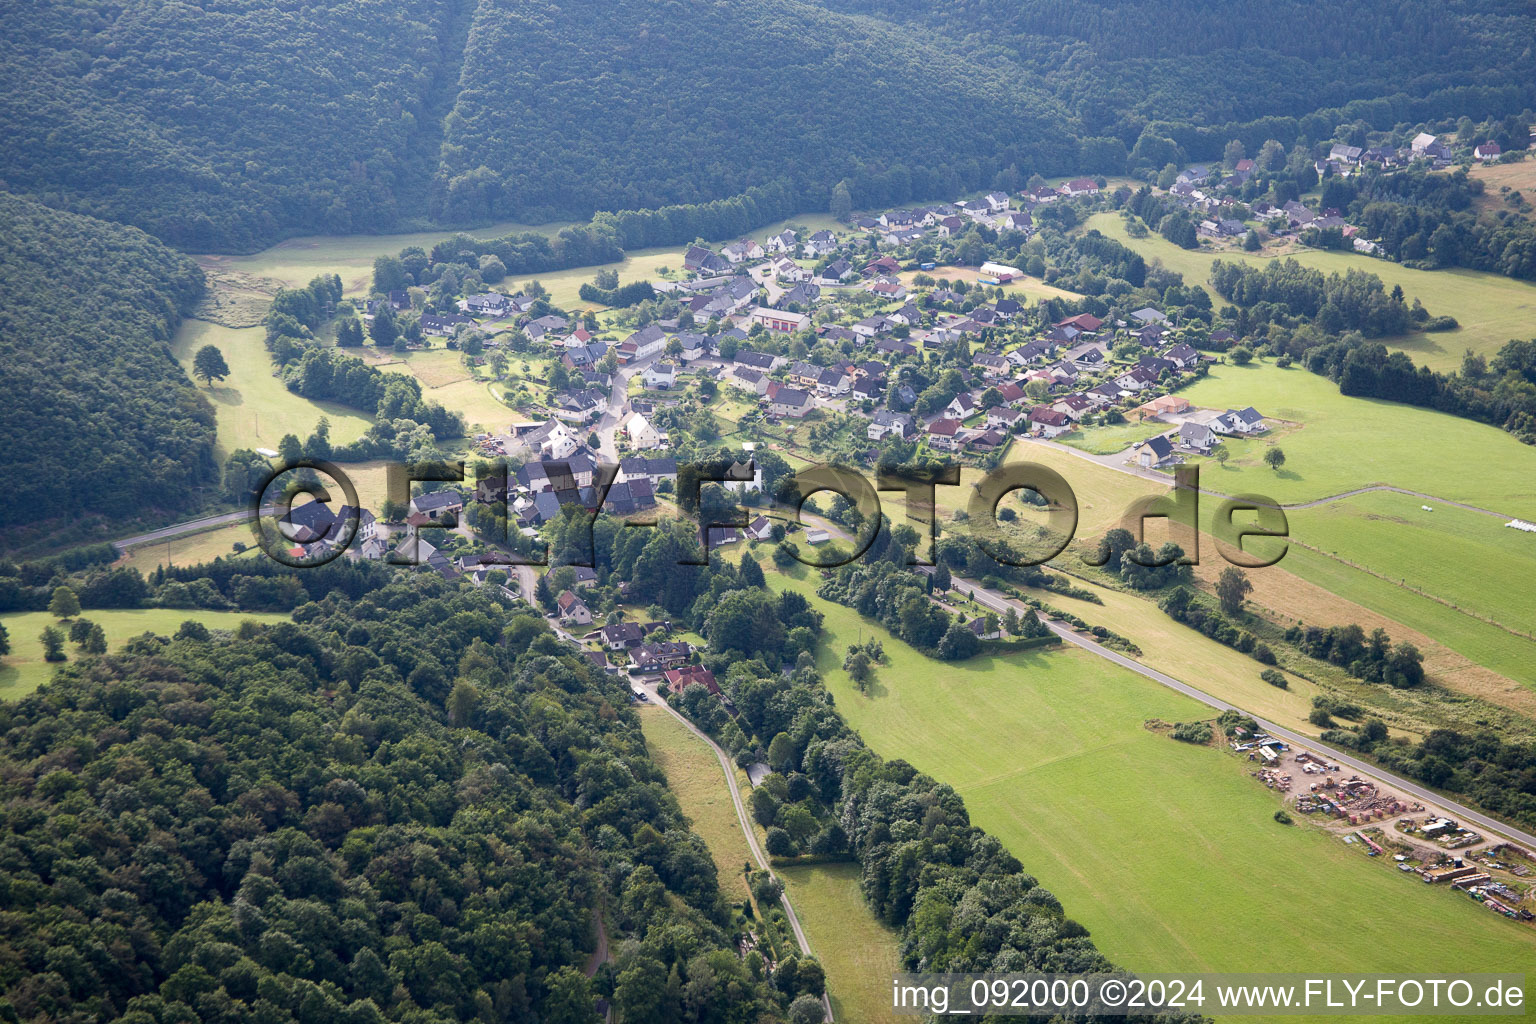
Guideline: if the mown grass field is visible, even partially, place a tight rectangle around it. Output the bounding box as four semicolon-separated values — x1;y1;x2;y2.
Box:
768;572;1536;993
1178;361;1536;514
637;706;756;902
637;704;904;1022
117;522;263;574
172;320;374;459
777;863;904;1024
1287;490;1536;644
1056;418;1169;455
195;218;571;294
0;609;290;698
1087;211;1536;371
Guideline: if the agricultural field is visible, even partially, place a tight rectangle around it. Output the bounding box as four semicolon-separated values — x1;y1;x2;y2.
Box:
637;704;905;1022
172;320;374;459
0;608;291;698
1286;490;1536;648
1086;211;1536;371
1177;361;1536;513
116;522;263;574
776;863;904;1024
195;218;569;295
637;706;757;903
769;572;1536;991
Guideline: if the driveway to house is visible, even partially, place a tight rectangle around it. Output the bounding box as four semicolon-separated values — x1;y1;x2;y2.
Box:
594;351;661;461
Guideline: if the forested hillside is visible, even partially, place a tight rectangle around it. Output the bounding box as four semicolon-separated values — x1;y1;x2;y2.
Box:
0;0;468;251
7;0;1536;250
817;0;1536;136
0;193;215;537
430;0;1075;224
0;570;792;1024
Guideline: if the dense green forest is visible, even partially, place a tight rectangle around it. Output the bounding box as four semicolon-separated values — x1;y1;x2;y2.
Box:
430;0;1075;224
7;0;1536;249
0;565;799;1024
0;192;215;537
818;0;1536;137
0;0;467;251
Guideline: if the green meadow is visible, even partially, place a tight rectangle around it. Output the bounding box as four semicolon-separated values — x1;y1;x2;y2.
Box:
638;706;759;903
637;704;904;1023
172;320;374;460
1087;211;1536;371
1287;490;1536;644
1178;361;1536;514
769;572;1536;996
196;218;571;295
0;608;290;698
776;863;904;1024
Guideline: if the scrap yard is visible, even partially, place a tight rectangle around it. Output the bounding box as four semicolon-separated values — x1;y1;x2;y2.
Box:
1232;727;1536;927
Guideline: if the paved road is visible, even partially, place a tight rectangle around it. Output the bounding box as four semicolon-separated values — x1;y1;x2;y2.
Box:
638;683;834;1022
112;509;256;552
940;572;1536;853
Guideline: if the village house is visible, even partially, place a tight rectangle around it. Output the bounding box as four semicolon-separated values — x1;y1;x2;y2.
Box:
463;292;511;316
665;664;722;698
624;324;666;360
973;353;1009;377
1051;393;1093;421
778;281;820;308
986;406;1025;431
420;313;475;336
551;388;608;422
946;393;978;420
1163;343;1200;369
767;383;813;418
926;417;964;450
1029;406;1070;438
598;622;644;650
626;413;664;449
1177;421;1218;454
789;360;822;388
617;455;677;490
731;365;769;395
409;489;464;521
1215;406;1267;434
556;590;593;626
802;229;837;257
642;362;678;389
734;348;783;372
1113;366;1159;393
1474;141;1503;163
867;409;914;441
765;229;797;253
815;259;856;286
1136;434;1177;469
771;255;808;282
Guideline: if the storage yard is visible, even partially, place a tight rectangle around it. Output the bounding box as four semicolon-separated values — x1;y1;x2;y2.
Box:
1235;728;1536;927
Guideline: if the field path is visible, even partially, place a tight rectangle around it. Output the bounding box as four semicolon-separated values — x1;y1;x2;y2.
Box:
937;571;1536;853
638;682;834;1021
